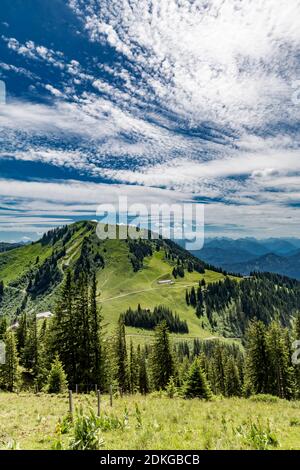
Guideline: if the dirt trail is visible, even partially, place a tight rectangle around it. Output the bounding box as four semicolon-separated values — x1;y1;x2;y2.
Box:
99;282;198;303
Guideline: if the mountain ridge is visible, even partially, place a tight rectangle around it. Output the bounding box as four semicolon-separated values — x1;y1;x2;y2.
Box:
194;237;300;280
0;221;229;340
1;222;300;342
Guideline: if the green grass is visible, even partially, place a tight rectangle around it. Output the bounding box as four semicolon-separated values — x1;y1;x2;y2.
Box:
0;222;240;342
96;246;227;338
0;392;299;450
0;242;52;285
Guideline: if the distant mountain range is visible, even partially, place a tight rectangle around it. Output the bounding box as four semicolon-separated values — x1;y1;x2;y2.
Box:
2;222;300;340
192;237;300;280
0;242;23;253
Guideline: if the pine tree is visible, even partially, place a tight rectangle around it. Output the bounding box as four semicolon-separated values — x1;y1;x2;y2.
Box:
0;330;20;392
189;287;197;307
137;345;149;394
0;316;7;340
244;320;269;395
185;290;190;306
183;358;212;399
90;272;105;389
294;313;300;396
16;311;27;354
265;321;295;399
75;272;91;388
50;271;78;387
21;313;48;390
22;314;38;373
166;376;177;398
34;320;49;391
210;343;226;395
129;340;138;393
151;321;175;390
224;357;241;396
115;318;129;393
47;354;68;393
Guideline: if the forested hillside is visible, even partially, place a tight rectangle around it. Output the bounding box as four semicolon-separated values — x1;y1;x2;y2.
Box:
0;222;300;424
186;273;300;337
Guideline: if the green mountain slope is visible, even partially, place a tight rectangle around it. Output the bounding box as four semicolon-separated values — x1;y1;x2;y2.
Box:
1;221;299;343
0;221;230;341
0;242;23;253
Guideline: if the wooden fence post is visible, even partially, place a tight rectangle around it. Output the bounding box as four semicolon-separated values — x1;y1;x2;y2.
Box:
109;385;113;407
68;389;74;417
75;384;78;394
97;390;101;417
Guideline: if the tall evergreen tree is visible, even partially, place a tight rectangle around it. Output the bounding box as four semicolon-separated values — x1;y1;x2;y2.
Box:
0;330;20;392
0;316;7;340
183;358;212;399
265;321;295;399
90;272;105;389
189;287;197;308
185;290;190;306
129;340;138;393
151;321;175;390
75;272;91;387
210;343;226;395
115;318;129;393
16;311;27;354
294;313;300;396
137;345;149;394
224;357;241;397
50;270;77;386
244;320;269;395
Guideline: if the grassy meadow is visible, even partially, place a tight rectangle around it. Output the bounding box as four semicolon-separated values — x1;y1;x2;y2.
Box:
0;392;299;450
0;222;237;342
95;241;230;338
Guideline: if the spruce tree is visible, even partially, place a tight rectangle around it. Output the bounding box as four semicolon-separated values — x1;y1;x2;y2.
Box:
50;270;78;387
129;340;138;393
0;316;7;340
75;272;91;388
166;376;177;398
137;345;149;394
90;272;105;389
16;311;27;354
244;320;269;395
22;314;38;373
115;318;129;393
265;321;295;399
22;314;48;390
294;313;300;396
224;357;241;396
189;287;197;307
47;354;68;393
210;343;226;395
183;358;212;399
151;321;174;390
185;290;190;306
0;330;20;392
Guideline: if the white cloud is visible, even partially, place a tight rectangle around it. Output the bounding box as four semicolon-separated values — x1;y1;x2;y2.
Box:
0;177;299;238
69;0;300;130
1;1;300;237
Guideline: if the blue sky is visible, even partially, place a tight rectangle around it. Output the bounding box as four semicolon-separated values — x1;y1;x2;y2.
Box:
0;0;300;242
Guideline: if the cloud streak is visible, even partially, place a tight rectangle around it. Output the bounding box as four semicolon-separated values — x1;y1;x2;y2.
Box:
0;0;300;237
